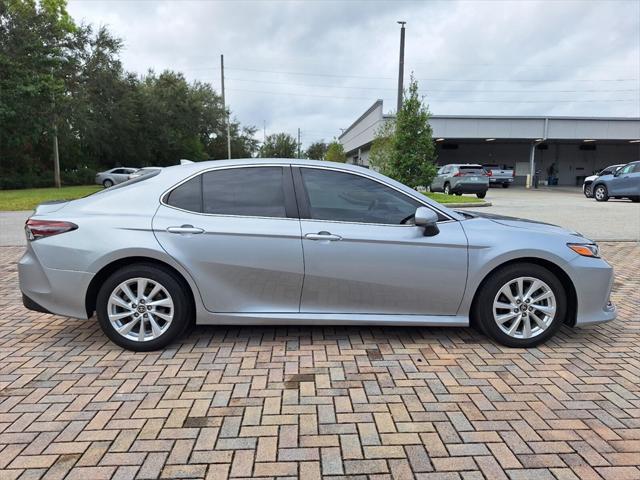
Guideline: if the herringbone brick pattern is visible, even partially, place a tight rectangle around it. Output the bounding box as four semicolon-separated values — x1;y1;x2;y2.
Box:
0;243;638;480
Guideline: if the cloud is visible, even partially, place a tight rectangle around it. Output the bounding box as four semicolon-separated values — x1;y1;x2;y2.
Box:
67;0;639;147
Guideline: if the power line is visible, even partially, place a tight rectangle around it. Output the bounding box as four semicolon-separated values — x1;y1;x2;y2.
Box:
224;76;638;93
226;87;636;103
188;65;639;83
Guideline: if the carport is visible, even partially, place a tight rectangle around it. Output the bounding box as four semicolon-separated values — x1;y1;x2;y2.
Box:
339;100;640;187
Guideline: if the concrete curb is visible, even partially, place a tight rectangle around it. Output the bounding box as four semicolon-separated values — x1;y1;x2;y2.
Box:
441;201;492;208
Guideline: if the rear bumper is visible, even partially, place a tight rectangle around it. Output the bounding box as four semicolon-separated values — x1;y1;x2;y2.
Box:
18;246;93;319
452;183;488;194
489;178;513;184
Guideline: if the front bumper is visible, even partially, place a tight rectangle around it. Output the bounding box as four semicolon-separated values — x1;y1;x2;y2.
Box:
570;254;617;326
18;246;93;319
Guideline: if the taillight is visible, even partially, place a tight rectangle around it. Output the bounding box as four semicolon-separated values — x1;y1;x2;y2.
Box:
485;170;492;177
25;219;77;241
453;172;461;177
512;170;515;177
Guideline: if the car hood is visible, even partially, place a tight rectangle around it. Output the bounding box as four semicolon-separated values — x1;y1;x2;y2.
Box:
458;210;585;238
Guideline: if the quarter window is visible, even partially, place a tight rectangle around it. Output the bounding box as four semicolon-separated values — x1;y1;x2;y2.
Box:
299;168;421;225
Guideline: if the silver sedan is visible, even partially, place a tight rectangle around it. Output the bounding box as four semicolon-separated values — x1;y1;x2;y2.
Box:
19;159;616;351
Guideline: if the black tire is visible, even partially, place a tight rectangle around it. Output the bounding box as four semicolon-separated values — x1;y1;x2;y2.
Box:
631;197;640;203
444;183;452;195
501;183;509;189
476;192;487;199
593;184;609;202
96;263;192;351
583;184;593;198
103;179;114;188
455;192;463;196
474;263;567;348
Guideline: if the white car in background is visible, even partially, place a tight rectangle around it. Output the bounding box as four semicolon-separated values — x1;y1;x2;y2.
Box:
583;164;624;198
95;167;137;188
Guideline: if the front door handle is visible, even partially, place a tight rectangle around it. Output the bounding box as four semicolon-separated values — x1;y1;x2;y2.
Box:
305;231;342;241
167;225;204;235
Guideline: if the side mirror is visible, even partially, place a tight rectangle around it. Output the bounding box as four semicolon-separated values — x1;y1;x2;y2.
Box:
414;207;440;237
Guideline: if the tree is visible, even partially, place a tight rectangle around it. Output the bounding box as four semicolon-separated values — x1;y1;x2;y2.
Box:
260;133;298;158
306;141;328;160
325;140;347;163
368;76;437;188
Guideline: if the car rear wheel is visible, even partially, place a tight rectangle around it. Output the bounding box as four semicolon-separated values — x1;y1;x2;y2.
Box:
476;192;487;199
103;179;114;188
583;184;593;198
474;263;566;348
444;183;452;195
96;264;191;351
502;183;509;189
594;185;609;202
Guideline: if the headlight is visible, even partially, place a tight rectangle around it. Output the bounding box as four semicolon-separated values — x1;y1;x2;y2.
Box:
567;243;600;258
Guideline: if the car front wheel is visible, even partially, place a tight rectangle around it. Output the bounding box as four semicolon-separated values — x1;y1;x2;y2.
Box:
476;192;487;199
96;264;191;351
594;185;609;202
103;179;114;188
444;183;452;195
474;263;566;348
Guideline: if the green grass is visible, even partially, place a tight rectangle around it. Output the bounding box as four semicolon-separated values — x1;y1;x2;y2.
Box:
425;192;484;204
0;185;102;211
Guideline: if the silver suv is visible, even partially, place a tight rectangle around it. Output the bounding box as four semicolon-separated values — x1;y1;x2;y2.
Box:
430;164;489;198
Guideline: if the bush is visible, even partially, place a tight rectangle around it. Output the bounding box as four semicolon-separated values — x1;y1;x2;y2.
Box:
61;166;97;185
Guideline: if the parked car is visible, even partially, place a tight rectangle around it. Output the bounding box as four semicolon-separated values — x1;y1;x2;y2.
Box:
482;164;514;188
128;167;162;180
20;159;615;351
592;161;640;202
582;164;624;198
430;164;489;198
95;167;137;187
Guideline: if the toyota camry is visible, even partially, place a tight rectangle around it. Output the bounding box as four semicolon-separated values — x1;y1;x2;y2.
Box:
19;159;616;351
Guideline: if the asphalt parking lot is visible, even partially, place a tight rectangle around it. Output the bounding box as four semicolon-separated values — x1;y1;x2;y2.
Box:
0;243;639;480
478;186;640;242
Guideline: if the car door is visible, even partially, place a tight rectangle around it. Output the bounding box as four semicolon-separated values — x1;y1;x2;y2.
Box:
431;167;445;191
293;166;468;316
153;165;305;313
612;163;639;196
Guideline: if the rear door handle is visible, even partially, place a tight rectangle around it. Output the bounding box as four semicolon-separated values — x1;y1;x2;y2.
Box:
167;225;204;235
305;231;342;241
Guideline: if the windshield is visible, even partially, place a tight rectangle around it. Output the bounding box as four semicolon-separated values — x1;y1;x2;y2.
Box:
91;168;162;196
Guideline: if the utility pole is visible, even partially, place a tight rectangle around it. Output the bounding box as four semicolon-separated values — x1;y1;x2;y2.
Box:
297;128;301;159
220;54;231;159
50;65;61;188
396;21;406;114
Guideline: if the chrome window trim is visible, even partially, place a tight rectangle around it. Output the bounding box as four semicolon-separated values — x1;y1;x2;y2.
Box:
160;163;297;221
159;162;456;224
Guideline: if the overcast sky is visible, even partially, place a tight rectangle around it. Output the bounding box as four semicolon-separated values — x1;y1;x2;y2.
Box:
67;0;640;148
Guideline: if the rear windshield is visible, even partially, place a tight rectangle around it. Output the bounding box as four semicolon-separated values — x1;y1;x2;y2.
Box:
91;168;162;196
483;164;510;170
459;166;484;174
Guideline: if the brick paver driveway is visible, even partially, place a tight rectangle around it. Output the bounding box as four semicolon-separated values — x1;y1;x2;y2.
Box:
1;243;638;480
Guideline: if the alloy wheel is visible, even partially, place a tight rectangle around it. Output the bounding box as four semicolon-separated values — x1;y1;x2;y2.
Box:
594;186;606;201
107;277;174;342
492;276;556;340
